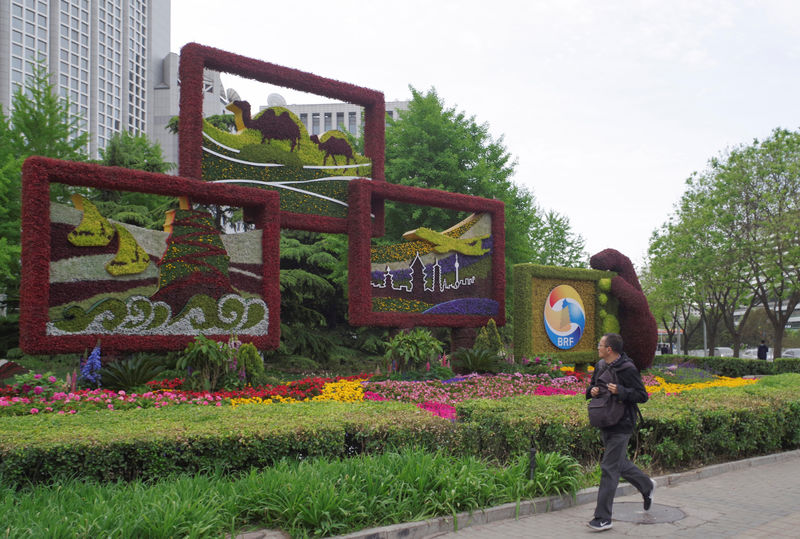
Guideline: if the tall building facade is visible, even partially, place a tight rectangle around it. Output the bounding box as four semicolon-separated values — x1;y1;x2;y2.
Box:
0;0;176;158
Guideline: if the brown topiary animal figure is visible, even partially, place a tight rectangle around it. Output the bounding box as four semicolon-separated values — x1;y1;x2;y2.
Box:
310;133;354;165
225;101;300;152
590;248;657;371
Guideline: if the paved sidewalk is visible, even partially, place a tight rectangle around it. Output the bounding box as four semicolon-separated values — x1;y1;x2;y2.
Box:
424;450;800;538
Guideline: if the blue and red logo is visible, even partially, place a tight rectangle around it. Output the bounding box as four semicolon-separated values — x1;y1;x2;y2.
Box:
543;285;586;350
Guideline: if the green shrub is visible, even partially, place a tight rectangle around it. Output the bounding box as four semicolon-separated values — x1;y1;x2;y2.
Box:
384;328;444;372
452;348;500;374
101;354;164;392
474;318;505;357
238;343;267;386
177;334;231;391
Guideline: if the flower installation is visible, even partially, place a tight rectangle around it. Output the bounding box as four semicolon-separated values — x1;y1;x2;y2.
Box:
19;157;281;354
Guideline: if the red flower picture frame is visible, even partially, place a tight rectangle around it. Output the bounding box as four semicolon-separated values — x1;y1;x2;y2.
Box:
348;179;506;327
178;42;386;235
20;156;281;354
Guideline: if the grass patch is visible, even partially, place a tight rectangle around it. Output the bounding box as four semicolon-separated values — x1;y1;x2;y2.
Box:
0;447;580;538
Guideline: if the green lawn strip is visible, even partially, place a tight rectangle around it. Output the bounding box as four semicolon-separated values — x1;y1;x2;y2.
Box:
0;448;580;538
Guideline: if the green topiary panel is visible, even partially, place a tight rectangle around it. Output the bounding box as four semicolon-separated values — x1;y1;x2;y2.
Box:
512;264;617;366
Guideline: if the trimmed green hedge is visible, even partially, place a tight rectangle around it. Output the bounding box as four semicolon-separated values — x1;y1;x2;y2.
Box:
3;375;800;486
457;374;800;469
653;354;800;376
0;402;457;487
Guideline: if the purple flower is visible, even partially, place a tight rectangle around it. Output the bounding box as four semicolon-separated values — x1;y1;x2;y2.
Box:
80;343;102;387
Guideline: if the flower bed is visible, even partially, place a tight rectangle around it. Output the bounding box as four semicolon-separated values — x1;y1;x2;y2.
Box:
0;367;758;418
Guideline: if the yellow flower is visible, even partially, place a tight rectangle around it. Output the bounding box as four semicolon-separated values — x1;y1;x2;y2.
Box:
311;379;368;403
646;375;757;395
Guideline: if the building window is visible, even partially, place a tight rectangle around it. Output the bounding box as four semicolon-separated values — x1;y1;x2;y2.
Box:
348;112;357;134
311;113;320;135
324;112;332;132
336;112;344;131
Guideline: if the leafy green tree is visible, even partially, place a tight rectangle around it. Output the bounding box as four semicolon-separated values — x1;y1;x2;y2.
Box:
647;128;800;355
714;129;800;355
92;131;178;229
165;114;235;134
9;61;88;161
0;107;22;295
528;210;587;268
385;87;586;315
99;130;173;173
269;230;371;369
0;61;88;304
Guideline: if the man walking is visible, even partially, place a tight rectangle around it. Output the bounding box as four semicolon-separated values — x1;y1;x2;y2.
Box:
585;333;656;532
757;340;768;360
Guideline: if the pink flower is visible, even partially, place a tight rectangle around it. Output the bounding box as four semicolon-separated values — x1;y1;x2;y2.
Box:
107;404;114;410
58;411;65;415
33;386;43;395
69;409;77;414
215;402;222;406
30;408;39;414
48;376;57;383
34;374;43;380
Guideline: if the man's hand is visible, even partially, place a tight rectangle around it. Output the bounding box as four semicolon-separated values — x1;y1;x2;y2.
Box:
591;386;600;397
607;383;618;394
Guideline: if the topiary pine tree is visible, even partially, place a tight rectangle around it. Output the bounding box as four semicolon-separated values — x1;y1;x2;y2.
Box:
150;208;234;313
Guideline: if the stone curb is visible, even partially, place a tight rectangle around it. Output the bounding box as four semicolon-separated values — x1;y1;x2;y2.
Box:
329;449;800;539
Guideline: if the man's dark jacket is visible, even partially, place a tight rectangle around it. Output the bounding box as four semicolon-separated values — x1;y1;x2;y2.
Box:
585;352;648;433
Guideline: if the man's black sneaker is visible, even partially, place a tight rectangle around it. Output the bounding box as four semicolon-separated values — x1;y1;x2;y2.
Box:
587;518;613;531
643;478;656;511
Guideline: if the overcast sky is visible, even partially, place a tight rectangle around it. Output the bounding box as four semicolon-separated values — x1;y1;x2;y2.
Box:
171;0;800;269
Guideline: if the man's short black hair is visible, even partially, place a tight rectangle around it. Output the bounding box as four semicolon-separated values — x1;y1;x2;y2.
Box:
603;333;624;353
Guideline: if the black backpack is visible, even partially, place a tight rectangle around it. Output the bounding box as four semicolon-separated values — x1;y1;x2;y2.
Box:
588;359;637;428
